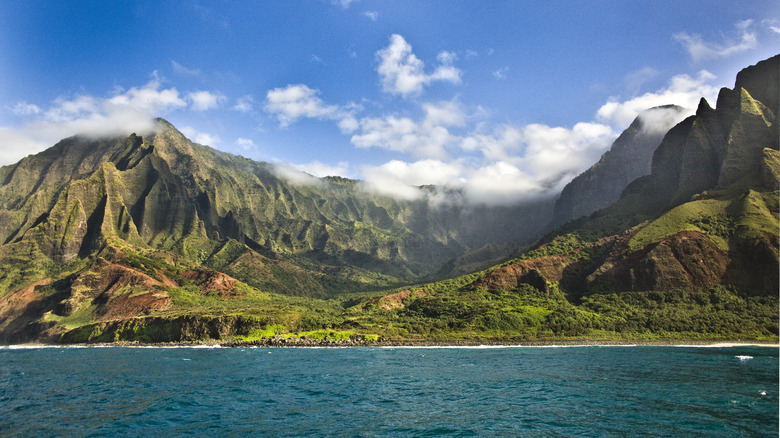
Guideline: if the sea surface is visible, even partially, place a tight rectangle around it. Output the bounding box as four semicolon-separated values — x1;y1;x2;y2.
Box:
0;345;777;437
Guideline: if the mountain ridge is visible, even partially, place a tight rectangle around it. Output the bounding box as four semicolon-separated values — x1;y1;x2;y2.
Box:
552;105;688;226
0;55;777;344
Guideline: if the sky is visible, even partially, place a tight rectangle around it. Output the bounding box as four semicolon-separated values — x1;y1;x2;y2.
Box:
1;0;778;205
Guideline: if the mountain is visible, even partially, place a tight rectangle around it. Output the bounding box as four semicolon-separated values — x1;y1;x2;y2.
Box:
0;120;551;295
0;118;552;342
482;54;779;298
334;55;777;343
551;105;687;226
0;55;776;345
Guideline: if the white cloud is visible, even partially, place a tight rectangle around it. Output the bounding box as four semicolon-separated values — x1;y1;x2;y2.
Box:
363;159;462;188
516;122;615;188
596;70;718;128
12;102;42;116
332;0;356;8
623;66;660;95
350;101;465;159
270;161;352;186
292;160;350;178
180;126;220;146
674;20;758;63
233;95;254;112
493;67;509;79
761;18;780;34
171;60;201;77
352;117;617;206
265;84;357;129
235;137;256;150
272;163;324;186
461;125;524;163
0;127;50;165
346;97;619;205
635;105;690;134
363;11;378;21
465;123;614;189
464;162;543;205
0;77;188;165
187;90;226;111
376;34;462;97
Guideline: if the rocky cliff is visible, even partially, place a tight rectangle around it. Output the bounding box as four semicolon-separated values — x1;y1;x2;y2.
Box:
552;106;687;226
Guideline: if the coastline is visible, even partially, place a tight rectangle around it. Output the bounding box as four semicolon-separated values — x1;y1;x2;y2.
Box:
3;338;778;349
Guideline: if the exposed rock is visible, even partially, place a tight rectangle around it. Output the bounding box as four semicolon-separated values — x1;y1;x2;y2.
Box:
375;289;428;310
473;256;570;294
57;258;171;320
181;269;238;297
0;279;53;343
587;231;729;292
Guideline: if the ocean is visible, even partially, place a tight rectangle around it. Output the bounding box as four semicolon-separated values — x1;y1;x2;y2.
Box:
1;345;777;437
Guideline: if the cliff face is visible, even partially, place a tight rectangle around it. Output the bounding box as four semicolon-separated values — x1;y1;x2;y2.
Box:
552;106;687;226
491;54;779;298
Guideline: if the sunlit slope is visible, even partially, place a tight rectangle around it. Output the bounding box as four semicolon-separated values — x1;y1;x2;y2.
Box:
0;119;552;297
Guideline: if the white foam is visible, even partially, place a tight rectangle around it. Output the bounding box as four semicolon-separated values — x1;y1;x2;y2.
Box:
735;355;753;361
677;343;779;348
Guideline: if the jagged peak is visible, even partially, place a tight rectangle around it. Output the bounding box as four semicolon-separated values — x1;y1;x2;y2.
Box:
153;117;177;131
739;87;774;120
695;97;713;115
734;54;779;108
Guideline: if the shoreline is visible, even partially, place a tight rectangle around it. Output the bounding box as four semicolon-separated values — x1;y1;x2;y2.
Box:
3;338;778;349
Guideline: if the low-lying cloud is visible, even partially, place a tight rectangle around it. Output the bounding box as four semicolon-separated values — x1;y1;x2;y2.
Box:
262;33;725;206
0;77;188;164
596;70;719;128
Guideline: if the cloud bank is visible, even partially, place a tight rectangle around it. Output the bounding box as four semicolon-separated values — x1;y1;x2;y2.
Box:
0;77;189;164
261;33;727;206
0;74;237;165
597;70;719;128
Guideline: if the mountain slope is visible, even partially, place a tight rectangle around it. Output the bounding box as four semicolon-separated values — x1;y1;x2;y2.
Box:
486;54;779;298
0;118;558;342
0;121;553;296
552;105;687;226
0;55;776;345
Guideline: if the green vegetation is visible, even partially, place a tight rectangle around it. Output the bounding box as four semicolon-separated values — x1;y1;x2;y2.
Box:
2;58;779;345
627;199;730;252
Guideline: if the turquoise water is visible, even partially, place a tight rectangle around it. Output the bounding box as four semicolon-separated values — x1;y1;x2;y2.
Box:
1;345;777;437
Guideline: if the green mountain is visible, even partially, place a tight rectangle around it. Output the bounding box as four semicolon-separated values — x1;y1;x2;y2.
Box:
0;117;551;342
346;54;777;342
0;55;776;345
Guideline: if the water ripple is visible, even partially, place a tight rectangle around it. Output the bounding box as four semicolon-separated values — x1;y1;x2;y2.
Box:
0;346;776;437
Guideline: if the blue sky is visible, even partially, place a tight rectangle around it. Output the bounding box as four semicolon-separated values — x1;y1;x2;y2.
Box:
1;1;778;204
